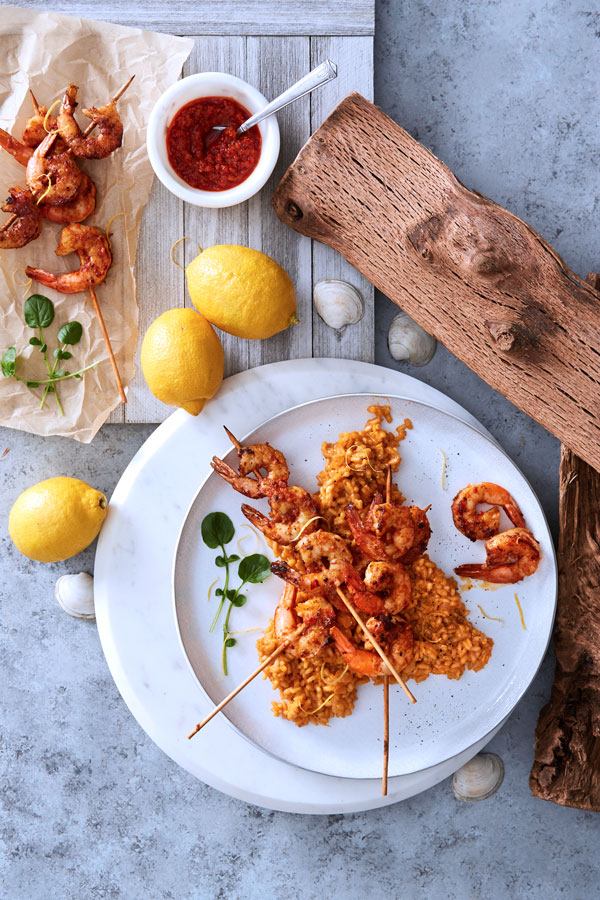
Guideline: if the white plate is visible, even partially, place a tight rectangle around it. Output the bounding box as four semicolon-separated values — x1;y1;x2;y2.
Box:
173;392;556;780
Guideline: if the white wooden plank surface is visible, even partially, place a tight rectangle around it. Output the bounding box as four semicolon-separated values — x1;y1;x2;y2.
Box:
247;37;313;369
182;37;251;378
7;1;374;35
310;36;375;364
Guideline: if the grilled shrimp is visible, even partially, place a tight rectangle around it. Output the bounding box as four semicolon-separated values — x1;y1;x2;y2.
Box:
26;131;82;206
271;530;353;595
26;223;111;293
241;484;318;545
451;482;526;542
22;93;58;147
363;560;411;613
0;127;33;165
274;583;336;658
211;433;290;499
455;527;541;584
0;187;42;249
331;618;414;677
39;173;96;224
346;497;431;564
58;83;123;159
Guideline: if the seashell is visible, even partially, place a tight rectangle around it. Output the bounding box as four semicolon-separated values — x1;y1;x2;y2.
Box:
452;752;504;801
313;279;364;330
388;311;437;366
55;572;95;621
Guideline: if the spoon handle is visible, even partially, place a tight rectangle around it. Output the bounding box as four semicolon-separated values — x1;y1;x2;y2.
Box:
238;59;338;134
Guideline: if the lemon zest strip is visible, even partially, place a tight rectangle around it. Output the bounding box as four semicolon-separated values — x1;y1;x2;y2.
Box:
35;174;53;205
170;236;188;271
43;99;61;133
477;604;504;625
320;663;349;686
13;268;33;297
515;593;526;630
207;577;218;602
105;212;124;250
291;515;329;543
227;627;262;636
299;693;334;715
344;443;385;474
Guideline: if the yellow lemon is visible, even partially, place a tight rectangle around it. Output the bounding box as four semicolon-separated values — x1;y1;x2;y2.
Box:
9;477;107;563
186;244;297;339
141;308;224;415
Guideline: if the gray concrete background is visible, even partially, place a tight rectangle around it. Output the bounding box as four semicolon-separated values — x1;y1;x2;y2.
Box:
1;1;599;897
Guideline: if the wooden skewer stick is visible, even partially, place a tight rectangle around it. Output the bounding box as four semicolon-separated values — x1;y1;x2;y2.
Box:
88;286;126;404
1;76;135;234
188;623;306;739
382;463;392;795
335;586;416;704
382;674;390;796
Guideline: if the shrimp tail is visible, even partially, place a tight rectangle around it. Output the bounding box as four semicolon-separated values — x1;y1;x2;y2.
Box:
270;560;300;586
241;503;274;536
343;564;383;615
211;457;267;499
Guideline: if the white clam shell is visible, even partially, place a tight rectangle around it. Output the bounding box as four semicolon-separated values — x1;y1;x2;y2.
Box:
313;280;364;330
388;311;437;366
55;572;95;621
452;752;504;801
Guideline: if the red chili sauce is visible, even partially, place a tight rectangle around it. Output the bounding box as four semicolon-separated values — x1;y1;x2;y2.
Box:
166;96;261;191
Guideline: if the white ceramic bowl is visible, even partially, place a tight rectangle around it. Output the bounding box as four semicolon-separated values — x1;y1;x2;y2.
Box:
146;72;280;209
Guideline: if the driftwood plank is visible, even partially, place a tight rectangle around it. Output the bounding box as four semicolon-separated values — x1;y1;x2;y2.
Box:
9;1;374;35
183;37;250;378
310;36;374;363
272;93;600;473
124;176;184;423
530;445;600;811
246;37;312;369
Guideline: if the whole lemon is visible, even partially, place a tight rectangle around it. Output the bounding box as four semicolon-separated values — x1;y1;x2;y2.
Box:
141;308;224;415
9;477;107;563
186;244;297;339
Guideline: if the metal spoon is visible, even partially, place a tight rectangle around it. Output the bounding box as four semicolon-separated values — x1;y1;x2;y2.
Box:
208;59;338;139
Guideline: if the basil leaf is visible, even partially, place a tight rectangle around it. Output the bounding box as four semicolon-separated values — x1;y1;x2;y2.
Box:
58;321;83;345
24;294;54;329
201;511;235;549
1;348;16;377
29;337;42;347
238;553;271;584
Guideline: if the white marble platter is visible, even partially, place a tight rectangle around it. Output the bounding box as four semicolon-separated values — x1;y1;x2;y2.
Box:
94;358;555;812
173;393;557;780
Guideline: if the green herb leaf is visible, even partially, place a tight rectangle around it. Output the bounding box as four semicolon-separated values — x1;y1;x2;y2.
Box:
238;553;271;584
201;511;235;549
226;554;240;563
57;321;83;345
55;369;65;377
26;381;40;388
61;352;73;360
232;595;247;608
24;294;54;329
215;555;227;567
29;337;42;347
215;588;224;597
1;348;16;377
225;589;238;601
225;638;237;648
39;343;47;354
74;373;82;379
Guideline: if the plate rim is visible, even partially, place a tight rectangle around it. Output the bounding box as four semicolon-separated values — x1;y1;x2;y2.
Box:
171;390;558;780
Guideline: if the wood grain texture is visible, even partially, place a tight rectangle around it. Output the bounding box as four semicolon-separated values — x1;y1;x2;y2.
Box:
310;37;374;363
247;37;312;369
530;444;600;811
121;176;183;424
183;37;250;378
6;1;374;35
272;93;600;473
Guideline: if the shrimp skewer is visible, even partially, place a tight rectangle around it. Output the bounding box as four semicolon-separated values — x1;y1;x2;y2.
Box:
242;484;319;545
211;428;290;499
346;497;431;564
451;482;526;542
274;582;336;658
57;76;134;159
271;530;353;595
22;91;58;147
25;131;82;206
26;223;111;292
0;187;42;249
455;527;541;583
331;618;414;677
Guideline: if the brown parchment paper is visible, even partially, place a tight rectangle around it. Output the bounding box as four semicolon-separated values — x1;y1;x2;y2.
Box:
0;7;193;441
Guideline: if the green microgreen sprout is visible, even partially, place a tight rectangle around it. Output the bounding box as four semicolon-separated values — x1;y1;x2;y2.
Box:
1;294;97;415
201;511;271;675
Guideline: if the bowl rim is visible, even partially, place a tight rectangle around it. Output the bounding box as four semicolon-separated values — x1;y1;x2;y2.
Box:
146;71;280;209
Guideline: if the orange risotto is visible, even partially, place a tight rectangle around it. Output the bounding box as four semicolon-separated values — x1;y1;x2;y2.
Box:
256;405;493;726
